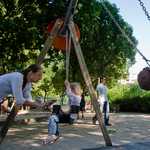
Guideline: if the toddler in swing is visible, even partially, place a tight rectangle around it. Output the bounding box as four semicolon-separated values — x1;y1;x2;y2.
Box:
42;79;81;145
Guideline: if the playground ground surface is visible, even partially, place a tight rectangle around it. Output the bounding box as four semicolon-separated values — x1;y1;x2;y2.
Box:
0;110;150;150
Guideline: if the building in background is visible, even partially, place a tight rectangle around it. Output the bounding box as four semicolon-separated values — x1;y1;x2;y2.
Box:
118;71;138;85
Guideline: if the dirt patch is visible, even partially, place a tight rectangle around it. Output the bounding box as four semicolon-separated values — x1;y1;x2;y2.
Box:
0;110;150;150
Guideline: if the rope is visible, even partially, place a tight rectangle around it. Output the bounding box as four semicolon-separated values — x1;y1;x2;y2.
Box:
99;0;150;67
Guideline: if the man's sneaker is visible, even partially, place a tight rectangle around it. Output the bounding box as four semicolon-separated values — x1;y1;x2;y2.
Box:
42;134;57;145
105;122;111;126
92;119;96;125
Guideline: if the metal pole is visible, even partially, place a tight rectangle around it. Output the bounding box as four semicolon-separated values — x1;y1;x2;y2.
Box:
69;21;112;146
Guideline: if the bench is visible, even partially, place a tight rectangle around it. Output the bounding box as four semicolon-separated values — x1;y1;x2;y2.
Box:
110;104;121;113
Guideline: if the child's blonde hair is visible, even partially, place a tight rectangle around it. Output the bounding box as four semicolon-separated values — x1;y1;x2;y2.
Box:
70;82;81;96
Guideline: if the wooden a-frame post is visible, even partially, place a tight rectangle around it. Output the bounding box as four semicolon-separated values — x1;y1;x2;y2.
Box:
69;21;112;146
35;19;63;66
0;19;63;145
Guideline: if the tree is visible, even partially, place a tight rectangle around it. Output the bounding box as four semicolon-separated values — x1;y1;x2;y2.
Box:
1;0;138;95
0;0;36;73
73;0;137;88
31;63;63;100
38;78;52;102
48;0;138;93
0;0;69;74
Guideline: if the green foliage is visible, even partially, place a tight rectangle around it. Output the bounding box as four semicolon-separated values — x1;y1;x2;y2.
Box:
0;0;69;73
73;0;137;89
1;0;138;101
107;82;129;104
107;82;150;113
43;0;138;94
0;0;40;73
107;129;118;133
31;63;59;99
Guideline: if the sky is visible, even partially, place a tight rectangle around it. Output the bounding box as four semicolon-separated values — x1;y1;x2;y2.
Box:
104;0;150;74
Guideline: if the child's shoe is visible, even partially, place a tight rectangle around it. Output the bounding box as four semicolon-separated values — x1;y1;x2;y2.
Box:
42;134;57;145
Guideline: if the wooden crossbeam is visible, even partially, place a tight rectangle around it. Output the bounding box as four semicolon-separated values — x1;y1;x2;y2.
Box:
0;19;63;145
69;21;112;146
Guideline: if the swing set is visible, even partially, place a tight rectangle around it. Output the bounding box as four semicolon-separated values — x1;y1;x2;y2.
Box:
0;0;150;147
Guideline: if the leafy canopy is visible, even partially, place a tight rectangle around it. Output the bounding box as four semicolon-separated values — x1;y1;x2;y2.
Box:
0;0;138;95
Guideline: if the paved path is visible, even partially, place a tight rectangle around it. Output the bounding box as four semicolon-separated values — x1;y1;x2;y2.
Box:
0;110;150;150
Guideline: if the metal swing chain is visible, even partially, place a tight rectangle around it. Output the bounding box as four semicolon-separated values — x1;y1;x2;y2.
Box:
99;0;150;67
66;29;71;80
138;0;150;21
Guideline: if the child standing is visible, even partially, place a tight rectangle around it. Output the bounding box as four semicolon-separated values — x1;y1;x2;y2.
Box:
42;80;81;145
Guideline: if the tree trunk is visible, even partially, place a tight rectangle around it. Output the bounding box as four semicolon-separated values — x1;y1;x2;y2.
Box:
60;89;65;104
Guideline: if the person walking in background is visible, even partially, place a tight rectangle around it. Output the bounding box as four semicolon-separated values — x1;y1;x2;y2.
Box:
92;76;111;126
79;93;86;118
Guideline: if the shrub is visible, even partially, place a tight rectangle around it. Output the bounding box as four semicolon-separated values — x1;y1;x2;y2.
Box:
107;82;150;112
